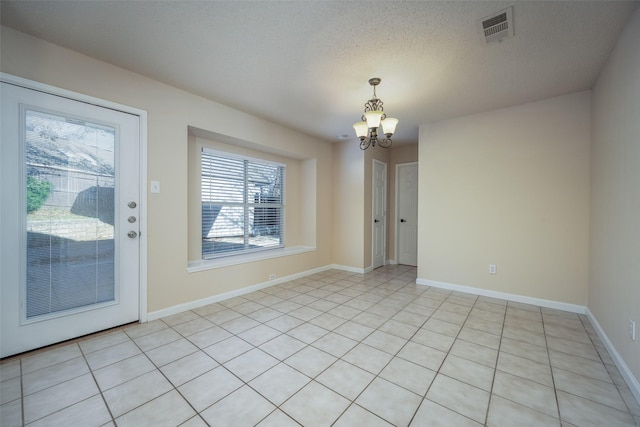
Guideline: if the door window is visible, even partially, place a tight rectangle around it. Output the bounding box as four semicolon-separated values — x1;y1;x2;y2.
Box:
25;109;117;318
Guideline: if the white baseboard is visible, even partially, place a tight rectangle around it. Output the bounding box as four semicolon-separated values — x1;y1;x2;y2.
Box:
330;264;373;274
149;263;379;320
386;259;397;265
147;264;333;321
415;278;587;314
417;277;640;407
585;308;640;406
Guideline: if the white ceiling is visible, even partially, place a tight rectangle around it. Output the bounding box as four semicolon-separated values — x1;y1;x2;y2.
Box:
1;1;637;145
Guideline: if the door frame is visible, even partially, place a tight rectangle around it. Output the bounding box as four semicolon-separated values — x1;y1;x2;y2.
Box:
395;162;418;266
371;159;387;269
1;72;149;324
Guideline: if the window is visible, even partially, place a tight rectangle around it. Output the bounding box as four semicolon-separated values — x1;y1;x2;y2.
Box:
201;148;285;259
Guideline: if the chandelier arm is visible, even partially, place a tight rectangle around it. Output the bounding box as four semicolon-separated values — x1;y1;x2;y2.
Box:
354;77;395;150
378;137;392;149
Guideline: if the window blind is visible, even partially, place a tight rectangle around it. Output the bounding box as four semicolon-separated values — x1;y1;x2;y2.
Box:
201;149;285;259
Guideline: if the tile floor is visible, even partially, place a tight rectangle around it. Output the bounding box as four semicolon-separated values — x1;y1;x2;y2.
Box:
1;265;639;426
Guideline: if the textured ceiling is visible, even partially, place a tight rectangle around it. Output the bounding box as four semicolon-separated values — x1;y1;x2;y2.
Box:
1;1;637;145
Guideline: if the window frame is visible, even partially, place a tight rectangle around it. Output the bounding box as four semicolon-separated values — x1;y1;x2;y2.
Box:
200;147;286;260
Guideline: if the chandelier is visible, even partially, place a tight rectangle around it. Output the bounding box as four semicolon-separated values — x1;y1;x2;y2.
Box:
353;78;399;150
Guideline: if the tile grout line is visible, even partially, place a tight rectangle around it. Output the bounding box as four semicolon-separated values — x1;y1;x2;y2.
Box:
440;292;497;427
500;305;567;423
78;342;118;427
325;276;435;426
553;313;640;418
406;288;477;426
541;308;563;425
482;302;514;426
230;270;421;426
19;343;104;426
20;358;24;427
8;267;637;426
121;323;212;426
579;313;636;415
167;271;370;424
279;273;416;425
198;272;373;425
471;295;503;427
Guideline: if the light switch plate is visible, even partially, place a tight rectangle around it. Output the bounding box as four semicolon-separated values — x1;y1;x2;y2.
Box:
151;180;160;193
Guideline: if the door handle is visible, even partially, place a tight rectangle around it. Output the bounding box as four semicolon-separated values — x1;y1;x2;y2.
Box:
127;231;138;239
374;219;379;223
400;219;406;223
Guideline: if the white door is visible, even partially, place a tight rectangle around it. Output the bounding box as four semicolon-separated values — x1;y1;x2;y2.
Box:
372;160;387;269
1;81;141;357
397;163;418;266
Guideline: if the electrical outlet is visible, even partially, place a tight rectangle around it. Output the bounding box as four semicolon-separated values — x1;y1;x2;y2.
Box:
630;319;636;341
269;274;277;280
489;264;497;275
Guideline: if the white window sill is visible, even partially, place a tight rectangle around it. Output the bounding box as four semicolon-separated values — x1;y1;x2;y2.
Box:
187;245;316;273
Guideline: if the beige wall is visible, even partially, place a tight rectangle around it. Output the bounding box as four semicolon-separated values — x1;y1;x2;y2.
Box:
0;26;334;313
332;140;411;270
333;142;416;269
590;6;640;383
418;91;591;305
389;144;419;262
331;140;365;269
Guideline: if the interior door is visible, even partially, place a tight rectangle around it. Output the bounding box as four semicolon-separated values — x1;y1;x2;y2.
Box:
397;163;418;266
372;160;387;269
1;80;141;357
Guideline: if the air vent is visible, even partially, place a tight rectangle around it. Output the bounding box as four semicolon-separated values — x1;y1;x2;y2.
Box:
478;6;514;45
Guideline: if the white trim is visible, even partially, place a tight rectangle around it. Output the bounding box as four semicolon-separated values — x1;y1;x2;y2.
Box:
151;262;380;320
387;259;397;265
149;264;333;320
585;308;640;406
0;73;149;326
187;246;315;273
330;264;374;274
372;159;387;269
416;278;587;314
138;111;149;323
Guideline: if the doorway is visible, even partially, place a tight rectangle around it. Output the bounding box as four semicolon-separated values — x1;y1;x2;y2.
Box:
1;78;144;357
396;162;418;266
